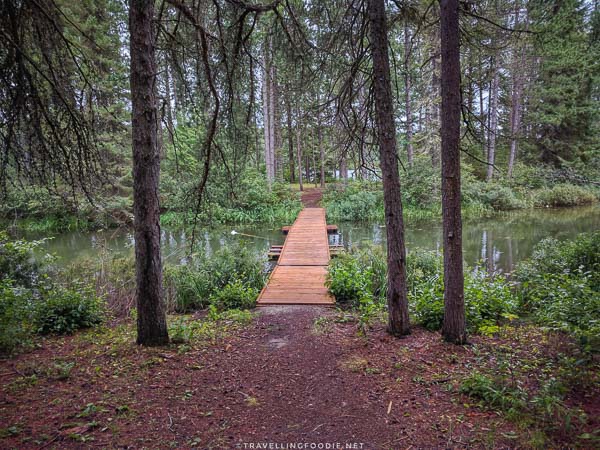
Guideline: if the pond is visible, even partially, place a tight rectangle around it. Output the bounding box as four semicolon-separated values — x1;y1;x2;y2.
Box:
14;205;600;274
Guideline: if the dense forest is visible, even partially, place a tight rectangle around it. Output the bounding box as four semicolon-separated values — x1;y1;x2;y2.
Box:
0;0;599;448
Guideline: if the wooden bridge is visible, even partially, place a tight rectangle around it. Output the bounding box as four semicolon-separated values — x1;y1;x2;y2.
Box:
257;208;335;305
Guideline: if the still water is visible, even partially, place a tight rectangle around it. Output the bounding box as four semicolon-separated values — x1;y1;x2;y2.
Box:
18;205;600;274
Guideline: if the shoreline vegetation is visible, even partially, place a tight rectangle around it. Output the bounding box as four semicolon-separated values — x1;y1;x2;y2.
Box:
2;164;598;234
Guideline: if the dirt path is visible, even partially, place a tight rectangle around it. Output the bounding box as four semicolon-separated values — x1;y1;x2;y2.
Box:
300;188;323;208
0;307;531;449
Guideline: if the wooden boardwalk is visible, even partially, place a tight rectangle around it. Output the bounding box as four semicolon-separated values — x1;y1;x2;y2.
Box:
257;208;334;305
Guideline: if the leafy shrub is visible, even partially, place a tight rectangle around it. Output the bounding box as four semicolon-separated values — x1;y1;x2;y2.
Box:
0;233;105;353
533;184;597;207
164;244;268;312
323;182;384;222
463;181;528;211
0;279;33;354
515;232;600;346
326;245;386;306
209;279;258;311
411;264;516;333
33;284;104;335
327;246;516;333
0;231;48;287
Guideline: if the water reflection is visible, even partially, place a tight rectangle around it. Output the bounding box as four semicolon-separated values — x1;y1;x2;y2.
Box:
13;205;600;273
333;205;599;273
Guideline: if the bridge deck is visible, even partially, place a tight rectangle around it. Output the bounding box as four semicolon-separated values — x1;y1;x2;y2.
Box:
257;208;334;305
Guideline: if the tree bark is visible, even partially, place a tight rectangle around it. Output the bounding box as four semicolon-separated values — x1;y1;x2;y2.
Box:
129;0;169;346
286;91;295;183
404;20;414;167
440;0;466;344
296;117;303;191
319;122;325;188
368;0;410;336
486;57;499;181
262;38;274;186
508;3;527;179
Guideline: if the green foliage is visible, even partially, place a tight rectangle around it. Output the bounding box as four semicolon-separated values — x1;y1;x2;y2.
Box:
32;284;104;335
410;258;517;333
209;279;258;311
327;246;516;333
463;181;529;211
164;244;267;312
528;0;599;166
326;245;386;306
322;181;384;222
0;279;33;354
533;184;597;207
515;232;600;347
460;372;527;415
0;233;104;354
0;231;52;287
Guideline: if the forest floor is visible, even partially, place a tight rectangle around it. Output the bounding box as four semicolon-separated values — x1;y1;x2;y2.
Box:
1;307;598;449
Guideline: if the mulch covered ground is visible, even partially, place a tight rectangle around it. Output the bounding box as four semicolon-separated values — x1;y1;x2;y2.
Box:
1;306;598;449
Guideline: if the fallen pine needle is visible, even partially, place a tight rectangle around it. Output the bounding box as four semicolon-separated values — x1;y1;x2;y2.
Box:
387;401;392;415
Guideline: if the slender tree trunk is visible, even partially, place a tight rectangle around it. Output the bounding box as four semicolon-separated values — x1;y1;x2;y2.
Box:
129;0;169;346
368;0;410;337
262;54;272;185
430;11;441;169
486;57;499;181
286;92;295;183
163;53;175;147
319;123;325;188
404;20;414;167
340;152;348;185
440;0;466;345
269;54;279;180
296;118;303;191
263;38;274;187
508;4;527;179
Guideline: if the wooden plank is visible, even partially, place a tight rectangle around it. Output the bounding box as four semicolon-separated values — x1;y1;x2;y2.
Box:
257;208;334;306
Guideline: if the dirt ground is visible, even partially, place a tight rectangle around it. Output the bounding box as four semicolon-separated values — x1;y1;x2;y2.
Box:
300;188;323;208
2;306;597;449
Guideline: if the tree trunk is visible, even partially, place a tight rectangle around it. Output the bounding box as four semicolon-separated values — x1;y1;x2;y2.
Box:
286;92;295;183
296;118;303;191
368;0;410;337
404;20;414;167
319;123;325;188
263;38;274;187
269;56;280;180
340;152;348;185
508;3;527;179
486;57;499;181
440;0;466;345
129;0;169;346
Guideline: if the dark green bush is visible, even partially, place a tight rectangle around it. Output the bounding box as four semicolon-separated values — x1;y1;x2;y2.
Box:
323;182;384;222
0;279;33;354
327;246;516;333
209;279;258;311
463;181;528;211
326;245;386;306
33;284;104;335
515;232;600;346
533;184;597;207
410;263;516;333
164;244;268;312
